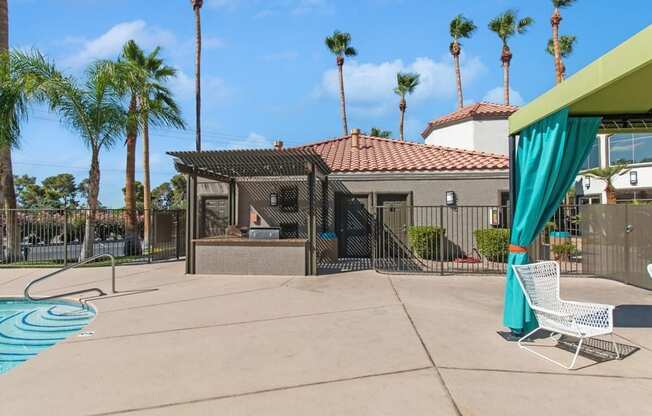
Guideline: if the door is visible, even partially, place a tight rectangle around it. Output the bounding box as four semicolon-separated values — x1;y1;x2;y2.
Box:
336;194;372;258
200;196;229;237
377;194;410;244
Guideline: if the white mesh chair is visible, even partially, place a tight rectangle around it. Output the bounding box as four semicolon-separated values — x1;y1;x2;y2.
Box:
647;264;652;278
511;261;619;369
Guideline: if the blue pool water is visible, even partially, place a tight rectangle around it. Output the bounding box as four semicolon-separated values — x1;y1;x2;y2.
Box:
0;299;95;374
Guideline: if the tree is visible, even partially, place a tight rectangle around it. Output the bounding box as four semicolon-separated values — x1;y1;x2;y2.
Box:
546;35;576;81
488;10;534;105
15;175;42;208
16;51;126;259
122;180;144;211
551;0;576;84
394;72;420;141
0;0;24;261
191;0;202;152
151;182;173;209
42;173;78;207
368;128;392;138
170;174;186;209
325;31;357;136
449;15;476;110
585;165;629;204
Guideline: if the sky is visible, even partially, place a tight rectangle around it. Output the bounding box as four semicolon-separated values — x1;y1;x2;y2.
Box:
8;0;652;207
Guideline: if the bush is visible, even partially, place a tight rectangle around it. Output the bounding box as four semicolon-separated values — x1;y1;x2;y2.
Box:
474;228;510;263
551;241;577;260
408;226;445;260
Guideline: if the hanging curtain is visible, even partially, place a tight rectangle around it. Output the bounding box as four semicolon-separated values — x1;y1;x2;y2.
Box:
503;108;601;333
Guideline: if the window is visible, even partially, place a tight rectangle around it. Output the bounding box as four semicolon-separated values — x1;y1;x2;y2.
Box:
279;186;298;212
609;133;652;166
581;137;601;170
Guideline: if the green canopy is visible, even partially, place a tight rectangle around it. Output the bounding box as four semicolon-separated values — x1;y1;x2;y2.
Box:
509;25;652;135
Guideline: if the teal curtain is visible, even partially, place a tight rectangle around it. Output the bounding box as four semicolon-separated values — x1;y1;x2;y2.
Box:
503;108;601;333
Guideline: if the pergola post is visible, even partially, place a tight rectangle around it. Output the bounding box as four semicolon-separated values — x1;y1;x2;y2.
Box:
228;180;237;225
307;163;317;276
185;171;198;275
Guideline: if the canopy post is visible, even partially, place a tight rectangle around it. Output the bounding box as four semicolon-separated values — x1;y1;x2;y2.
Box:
508;134;516;228
185;171;198;275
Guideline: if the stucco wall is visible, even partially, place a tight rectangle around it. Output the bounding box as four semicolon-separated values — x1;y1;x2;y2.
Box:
424;121;474;150
424;119;509;155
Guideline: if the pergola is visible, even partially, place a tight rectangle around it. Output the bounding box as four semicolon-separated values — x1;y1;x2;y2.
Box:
168;148;331;275
504;25;652;333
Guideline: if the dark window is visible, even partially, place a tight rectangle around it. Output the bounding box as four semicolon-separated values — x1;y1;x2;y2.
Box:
609;134;652;165
279;186;299;212
280;223;299;239
581;137;601;170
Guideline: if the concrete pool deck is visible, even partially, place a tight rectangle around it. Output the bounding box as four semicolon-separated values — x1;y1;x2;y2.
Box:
0;262;651;415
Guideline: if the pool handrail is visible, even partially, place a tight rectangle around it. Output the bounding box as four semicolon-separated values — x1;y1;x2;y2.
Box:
24;254;117;305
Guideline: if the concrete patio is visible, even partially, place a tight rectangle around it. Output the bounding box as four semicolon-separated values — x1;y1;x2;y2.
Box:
0;262;651;415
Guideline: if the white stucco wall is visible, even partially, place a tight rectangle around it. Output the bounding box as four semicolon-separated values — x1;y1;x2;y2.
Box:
424;119;508;155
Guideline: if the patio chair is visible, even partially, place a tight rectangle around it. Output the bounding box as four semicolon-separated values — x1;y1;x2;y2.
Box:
647;264;652;278
511;261;619;370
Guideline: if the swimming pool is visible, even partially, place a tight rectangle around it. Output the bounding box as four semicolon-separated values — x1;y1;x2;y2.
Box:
0;298;95;374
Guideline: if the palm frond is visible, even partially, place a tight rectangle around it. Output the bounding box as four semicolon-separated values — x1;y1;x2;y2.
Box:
394;72;420;97
546;35;577;57
325;30;354;57
450;14;477;40
552;0;576;9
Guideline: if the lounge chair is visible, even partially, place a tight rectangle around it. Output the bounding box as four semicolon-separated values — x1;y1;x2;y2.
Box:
511;261;619;369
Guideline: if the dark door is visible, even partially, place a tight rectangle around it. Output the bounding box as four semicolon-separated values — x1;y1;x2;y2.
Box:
336;194;372;258
200;196;229;237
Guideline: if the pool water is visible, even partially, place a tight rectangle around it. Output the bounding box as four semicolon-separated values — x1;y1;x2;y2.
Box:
0;299;95;374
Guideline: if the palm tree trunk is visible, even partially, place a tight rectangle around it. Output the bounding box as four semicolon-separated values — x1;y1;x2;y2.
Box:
142;113;151;254
80;147;100;260
0;0;19;262
551;9;563;84
606;183;617;204
399;98;406;141
124;95;140;256
194;3;202;151
502;46;512;106
453;54;464;110
337;57;349;136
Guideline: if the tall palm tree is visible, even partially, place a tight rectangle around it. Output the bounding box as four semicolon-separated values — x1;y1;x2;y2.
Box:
15;51;125;259
191;0;202;151
546;35;576;81
585;165;629;204
0;0;21;261
449;15;476;110
394;72;420;141
488;10;534;105
551;0;576;84
325;30;356;136
139;48;185;253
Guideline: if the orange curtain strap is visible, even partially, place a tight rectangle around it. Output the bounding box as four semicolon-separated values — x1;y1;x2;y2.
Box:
509;245;528;253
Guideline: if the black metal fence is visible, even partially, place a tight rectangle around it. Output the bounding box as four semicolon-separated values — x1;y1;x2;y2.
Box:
374;204;588;275
0;209;185;267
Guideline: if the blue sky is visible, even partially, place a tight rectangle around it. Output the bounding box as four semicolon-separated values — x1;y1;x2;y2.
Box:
9;0;651;207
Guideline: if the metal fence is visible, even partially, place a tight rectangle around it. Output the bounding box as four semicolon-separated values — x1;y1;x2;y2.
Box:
374;204;589;276
0;209;185;267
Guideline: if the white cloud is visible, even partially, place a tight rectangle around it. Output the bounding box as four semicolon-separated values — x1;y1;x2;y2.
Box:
226;132;271;150
168;69;230;103
61;21;224;69
61;20;176;68
315;55;486;115
483;86;525;106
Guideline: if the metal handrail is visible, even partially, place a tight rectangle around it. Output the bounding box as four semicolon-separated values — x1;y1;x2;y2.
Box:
24;254;117;305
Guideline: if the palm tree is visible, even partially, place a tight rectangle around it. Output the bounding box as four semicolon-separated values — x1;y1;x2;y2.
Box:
449;15;476;110
488;10;534;105
551;0;576;84
139;48;185;253
394;72;420;141
585;165;629;204
369;128;392;138
325;30;356;136
0;0;21;261
191;0;202;151
546;35;576;81
15;51;125;259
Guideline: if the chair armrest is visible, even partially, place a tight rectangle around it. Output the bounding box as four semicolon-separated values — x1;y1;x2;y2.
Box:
530;305;574;318
560;301;614;330
562;300;615;311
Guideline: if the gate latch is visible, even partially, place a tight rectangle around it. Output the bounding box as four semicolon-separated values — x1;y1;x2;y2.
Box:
625;224;633;233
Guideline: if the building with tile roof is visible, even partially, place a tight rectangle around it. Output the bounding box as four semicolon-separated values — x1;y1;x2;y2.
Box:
421;102;518;155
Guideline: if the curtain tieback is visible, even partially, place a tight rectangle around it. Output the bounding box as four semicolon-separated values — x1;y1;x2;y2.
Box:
509;245;528;253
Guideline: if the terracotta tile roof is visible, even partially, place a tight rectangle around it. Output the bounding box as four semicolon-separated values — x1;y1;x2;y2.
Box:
297;135;508;173
421;102;519;138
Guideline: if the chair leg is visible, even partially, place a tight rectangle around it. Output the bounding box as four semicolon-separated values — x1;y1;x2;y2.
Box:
517;327;584;370
611;334;621;360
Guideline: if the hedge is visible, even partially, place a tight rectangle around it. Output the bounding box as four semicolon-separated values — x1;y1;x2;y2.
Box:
474;228;510;263
407;226;445;260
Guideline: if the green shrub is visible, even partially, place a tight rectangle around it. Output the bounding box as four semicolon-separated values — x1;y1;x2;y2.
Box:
474;228;510;263
408;226;445;260
551;241;577;260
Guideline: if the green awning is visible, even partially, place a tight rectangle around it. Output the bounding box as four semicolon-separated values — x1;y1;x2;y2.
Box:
509;25;652;135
